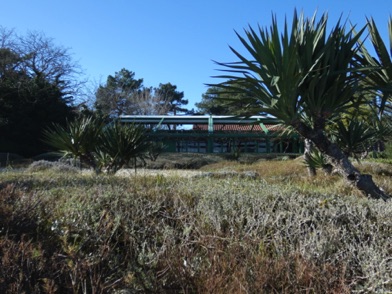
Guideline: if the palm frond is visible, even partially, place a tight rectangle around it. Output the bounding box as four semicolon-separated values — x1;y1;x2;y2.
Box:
357;17;392;115
211;10;367;131
98;122;152;173
303;148;329;170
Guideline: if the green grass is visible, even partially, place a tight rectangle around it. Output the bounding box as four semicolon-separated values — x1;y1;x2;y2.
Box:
0;159;392;293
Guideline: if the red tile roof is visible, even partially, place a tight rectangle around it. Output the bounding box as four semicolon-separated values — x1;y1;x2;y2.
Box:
192;124;281;132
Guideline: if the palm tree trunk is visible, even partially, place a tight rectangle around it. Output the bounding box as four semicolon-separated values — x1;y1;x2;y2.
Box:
296;122;390;201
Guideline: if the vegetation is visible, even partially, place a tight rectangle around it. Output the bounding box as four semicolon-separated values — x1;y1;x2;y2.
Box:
43;116;155;174
211;11;392;200
155;82;189;115
0;158;391;293
95;68;189;117
0;34;189;157
195;85;253;115
0;28;80;157
2;10;392;293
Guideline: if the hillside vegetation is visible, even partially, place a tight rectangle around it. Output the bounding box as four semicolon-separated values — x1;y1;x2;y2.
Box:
0;157;391;293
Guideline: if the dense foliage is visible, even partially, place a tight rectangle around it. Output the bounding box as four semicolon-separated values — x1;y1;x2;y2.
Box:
196;86;252;115
0;28;81;157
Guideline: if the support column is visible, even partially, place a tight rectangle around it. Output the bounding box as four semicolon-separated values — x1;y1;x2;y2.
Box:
207;116;214;153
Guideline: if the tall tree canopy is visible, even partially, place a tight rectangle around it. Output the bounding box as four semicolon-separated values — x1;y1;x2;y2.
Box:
155;82;188;115
95;68;144;116
196;85;255;115
95;69;188;116
211;11;392;200
0;27;80;157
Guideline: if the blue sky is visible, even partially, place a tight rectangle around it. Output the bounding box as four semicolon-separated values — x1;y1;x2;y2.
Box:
1;1;391;110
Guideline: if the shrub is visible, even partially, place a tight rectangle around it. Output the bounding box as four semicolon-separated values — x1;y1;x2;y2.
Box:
43;116;154;174
1;167;391;292
27;160;80;173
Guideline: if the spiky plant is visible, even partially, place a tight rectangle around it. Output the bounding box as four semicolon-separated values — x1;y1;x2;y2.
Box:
357;17;392;117
211;11;390;200
331;118;381;159
43;116;105;169
303;147;333;175
44;117;153;174
97;122;152;174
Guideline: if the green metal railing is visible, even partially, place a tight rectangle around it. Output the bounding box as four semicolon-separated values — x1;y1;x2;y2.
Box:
119;115;303;154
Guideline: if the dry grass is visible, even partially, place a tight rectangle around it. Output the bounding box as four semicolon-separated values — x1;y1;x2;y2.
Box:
0;157;391;293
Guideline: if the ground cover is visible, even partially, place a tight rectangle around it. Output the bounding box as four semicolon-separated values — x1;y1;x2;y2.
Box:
0;157;391;293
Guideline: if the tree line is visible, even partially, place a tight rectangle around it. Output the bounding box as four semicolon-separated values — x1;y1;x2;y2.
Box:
95;68;189;117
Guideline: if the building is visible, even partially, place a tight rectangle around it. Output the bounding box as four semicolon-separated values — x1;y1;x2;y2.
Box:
119;115;303;154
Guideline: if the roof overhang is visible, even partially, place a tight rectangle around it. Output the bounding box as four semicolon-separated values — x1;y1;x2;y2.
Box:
119;115;279;125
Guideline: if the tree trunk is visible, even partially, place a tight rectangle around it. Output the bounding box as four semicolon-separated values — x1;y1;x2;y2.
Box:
328;150;389;200
295;122;391;201
304;138;317;177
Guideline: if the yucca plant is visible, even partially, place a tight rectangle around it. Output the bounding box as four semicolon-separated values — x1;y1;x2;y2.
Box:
303;146;333;175
331;119;380;159
357;17;392;117
44;116;153;174
43;116;105;169
211;10;390;200
97;122;152;173
355;17;392;156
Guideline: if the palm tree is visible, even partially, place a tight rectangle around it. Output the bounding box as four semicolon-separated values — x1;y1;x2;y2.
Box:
211;11;390;200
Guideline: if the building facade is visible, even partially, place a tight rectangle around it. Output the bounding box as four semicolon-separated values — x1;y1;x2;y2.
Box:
119;115;303;154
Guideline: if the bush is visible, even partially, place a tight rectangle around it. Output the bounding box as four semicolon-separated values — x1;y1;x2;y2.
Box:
27;160;80;173
1;169;391;292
